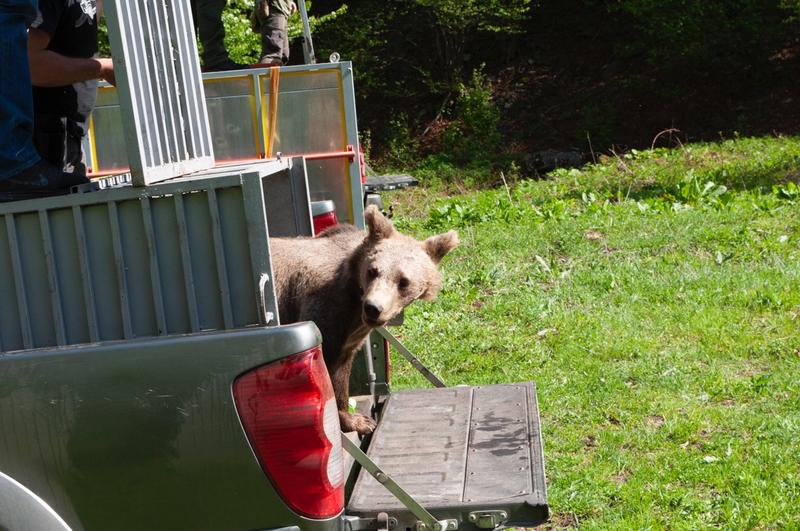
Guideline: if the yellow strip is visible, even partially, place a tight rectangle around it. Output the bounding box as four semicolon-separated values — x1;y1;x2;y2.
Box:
248;76;261;157
88;114;99;175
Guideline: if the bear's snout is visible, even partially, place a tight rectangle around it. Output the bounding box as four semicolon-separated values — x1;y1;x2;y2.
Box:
363;301;383;324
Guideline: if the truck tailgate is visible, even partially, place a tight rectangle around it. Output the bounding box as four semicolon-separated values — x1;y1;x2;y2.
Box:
347;382;548;528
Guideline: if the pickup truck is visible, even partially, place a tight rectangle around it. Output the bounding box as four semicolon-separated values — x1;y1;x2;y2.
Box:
1;2;547;527
0;159;547;531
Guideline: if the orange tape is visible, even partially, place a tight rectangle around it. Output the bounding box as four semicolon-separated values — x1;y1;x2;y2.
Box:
266;67;280;158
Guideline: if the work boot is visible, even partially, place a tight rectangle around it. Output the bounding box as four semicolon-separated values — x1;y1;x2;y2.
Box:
0;159;89;203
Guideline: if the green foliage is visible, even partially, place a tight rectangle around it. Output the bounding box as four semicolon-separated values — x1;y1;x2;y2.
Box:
98;18;110;57
313;0;532;161
222;0;261;63
441;67;502;165
420;136;800;232
383;113;420;168
610;0;792;73
97;1;345;66
775;180;800;202
222;0;347;64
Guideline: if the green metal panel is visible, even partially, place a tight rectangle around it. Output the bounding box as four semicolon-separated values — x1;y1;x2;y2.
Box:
0;324;346;531
0;162;296;353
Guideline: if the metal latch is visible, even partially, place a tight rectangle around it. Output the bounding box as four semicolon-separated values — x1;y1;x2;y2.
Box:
343;514;397;531
467;511;509;529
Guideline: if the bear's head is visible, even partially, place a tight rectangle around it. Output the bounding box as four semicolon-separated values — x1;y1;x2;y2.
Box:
358;205;459;327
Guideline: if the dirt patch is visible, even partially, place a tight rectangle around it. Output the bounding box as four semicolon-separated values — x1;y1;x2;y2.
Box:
611;471;630;485
645;415;665;428
533;512;579;529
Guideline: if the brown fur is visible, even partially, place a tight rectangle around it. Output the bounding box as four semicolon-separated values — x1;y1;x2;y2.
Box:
270;205;459;434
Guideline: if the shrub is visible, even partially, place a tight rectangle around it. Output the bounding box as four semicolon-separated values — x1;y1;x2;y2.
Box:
441;67;502;165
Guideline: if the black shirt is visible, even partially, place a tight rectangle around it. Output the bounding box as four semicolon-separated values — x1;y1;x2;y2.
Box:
31;0;99;120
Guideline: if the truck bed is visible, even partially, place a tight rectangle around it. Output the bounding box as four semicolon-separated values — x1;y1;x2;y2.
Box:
348;382;548;529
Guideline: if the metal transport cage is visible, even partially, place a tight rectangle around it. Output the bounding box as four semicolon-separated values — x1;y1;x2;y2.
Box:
84;62;364;227
0;159;313;353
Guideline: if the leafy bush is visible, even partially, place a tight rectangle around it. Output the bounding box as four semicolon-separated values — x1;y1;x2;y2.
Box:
383;114;420;167
441;68;502;165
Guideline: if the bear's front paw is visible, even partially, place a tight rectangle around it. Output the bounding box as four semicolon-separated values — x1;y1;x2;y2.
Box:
339;410;377;435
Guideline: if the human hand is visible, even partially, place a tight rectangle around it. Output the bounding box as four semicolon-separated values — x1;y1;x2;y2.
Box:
97;57;116;86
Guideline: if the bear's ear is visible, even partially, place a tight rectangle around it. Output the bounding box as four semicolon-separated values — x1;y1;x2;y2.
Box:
365;204;395;241
423;230;459;264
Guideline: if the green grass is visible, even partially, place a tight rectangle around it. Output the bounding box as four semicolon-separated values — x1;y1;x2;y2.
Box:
385;136;800;530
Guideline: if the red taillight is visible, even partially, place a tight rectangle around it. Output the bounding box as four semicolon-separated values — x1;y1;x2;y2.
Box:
311;200;338;236
313;211;338;235
233;347;344;519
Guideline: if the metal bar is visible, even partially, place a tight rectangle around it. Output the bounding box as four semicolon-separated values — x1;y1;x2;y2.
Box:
291;149;355;161
105;0;150;177
5;215;33;349
240;171;277;325
150;0;182;163
72;206;99;342
140;198;168;335
364;341;377;404
207;188;234;328
341;435;455;531
142;0;170;165
173;194;200;332
171;0;212;160
377;327;446;388
297;0;316;64
108;201;133;338
340;62;364;226
38;210;67;346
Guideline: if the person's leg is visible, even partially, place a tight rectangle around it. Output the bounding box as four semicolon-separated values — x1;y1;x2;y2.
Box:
259;12;288;65
0;0;41;181
281;16;290;63
193;0;232;68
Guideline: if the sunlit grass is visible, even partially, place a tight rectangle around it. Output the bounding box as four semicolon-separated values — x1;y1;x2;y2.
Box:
387;136;800;529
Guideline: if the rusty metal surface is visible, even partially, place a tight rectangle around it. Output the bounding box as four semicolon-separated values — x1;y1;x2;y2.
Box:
347;382;548;528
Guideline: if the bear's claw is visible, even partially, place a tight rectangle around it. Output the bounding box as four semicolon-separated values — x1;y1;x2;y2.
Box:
339;411;377;435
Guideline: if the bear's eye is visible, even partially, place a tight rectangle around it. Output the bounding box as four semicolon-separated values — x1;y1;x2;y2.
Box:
398;276;410;290
367;267;379;280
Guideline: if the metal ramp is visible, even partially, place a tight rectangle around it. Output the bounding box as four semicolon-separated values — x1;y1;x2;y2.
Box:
347;382;548;530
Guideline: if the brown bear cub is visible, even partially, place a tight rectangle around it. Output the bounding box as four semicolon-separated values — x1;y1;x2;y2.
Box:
270;205;459;434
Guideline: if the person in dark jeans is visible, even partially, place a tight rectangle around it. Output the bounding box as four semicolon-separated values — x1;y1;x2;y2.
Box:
0;0;87;202
191;0;245;71
253;0;297;66
28;0;115;181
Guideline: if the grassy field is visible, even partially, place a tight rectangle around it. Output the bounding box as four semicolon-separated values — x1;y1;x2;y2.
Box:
384;136;800;530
